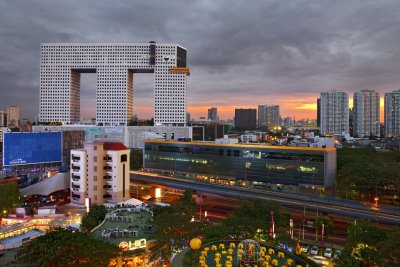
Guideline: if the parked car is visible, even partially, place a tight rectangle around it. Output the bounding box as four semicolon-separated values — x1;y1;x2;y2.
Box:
301;243;309;253
310;245;319;255
323;247;333;258
333;249;341;259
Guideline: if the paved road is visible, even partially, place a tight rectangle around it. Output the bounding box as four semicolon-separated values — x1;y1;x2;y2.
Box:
130;172;400;225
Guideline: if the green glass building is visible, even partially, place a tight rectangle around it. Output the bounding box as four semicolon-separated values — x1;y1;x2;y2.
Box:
143;141;336;192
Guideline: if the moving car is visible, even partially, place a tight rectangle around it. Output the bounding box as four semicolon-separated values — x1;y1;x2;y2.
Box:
311;256;329;266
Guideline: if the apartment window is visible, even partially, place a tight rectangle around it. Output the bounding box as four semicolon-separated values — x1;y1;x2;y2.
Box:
121;154;127;162
94;156;97;162
94;185;97;191
93;176;97;181
94;166;97;171
93;145;97;151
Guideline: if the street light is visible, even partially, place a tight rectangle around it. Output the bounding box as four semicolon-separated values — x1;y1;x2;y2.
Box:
374;196;379;206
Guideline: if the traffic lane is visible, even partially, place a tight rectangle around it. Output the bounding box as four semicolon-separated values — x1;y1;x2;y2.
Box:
130;173;400;225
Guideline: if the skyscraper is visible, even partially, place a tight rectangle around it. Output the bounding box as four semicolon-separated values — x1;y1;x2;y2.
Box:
353;90;380;137
258;105;267;128
384;90;400;137
39;42;189;126
266;105;280;129
207;107;218;122
7;106;19;128
320;91;349;135
234;108;257;130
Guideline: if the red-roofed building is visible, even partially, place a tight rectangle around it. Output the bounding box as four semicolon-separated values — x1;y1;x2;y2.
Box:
70;142;130;206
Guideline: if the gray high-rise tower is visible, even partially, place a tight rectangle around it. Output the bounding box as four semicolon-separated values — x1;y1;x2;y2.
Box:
320;91;349;135
353;90;380;138
385;90;400;137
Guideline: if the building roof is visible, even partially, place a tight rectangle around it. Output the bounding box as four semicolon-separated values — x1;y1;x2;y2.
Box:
103;142;128;151
144;140;336;152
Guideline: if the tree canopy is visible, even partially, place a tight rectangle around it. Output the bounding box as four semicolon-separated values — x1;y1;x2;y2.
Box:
0;183;21;217
17;228;119;267
335;220;400;267
337;147;400;203
81;204;108;233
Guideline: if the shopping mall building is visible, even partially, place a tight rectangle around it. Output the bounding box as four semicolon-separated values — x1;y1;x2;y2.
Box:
143;140;337;195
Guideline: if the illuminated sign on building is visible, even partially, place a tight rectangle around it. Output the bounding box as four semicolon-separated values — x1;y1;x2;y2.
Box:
119;239;147;251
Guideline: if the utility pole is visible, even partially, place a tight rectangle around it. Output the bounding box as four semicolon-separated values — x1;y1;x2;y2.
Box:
302;205;305;240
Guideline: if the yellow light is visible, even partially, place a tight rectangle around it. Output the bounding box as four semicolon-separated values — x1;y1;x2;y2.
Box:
155;188;162;198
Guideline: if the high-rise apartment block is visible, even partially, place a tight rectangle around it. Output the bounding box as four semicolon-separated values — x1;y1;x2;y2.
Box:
0;111;7;127
385;90;400;137
7;106;19;127
266;105;280;129
353;90;380;137
317;98;321;127
70;142;130;205
234;108;257;130
207;107;218;122
320;91;349;135
258;105;267;128
39;42;189;126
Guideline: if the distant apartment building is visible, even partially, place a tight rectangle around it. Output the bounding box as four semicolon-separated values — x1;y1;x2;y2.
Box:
258;105;267;128
266;105;280;129
234;108;257;130
0;111;7;127
317;98;321;127
70;142;130;205
353;90;380;137
385;90;400;137
320;91;349;135
207;107;218;122
7;106;19;128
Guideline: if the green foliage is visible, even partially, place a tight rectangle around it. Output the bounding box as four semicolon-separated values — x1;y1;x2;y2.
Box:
129;149;143;170
315;215;334;235
0;183;21;217
81;204;107;232
204;200;292;246
151;190;199;262
337;147;400;202
335;220;400;267
16;228;119;267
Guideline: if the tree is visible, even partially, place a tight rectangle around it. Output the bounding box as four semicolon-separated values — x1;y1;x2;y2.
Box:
335;220;386;267
378;228;400;266
0;183;21;217
151;190;198;263
315;215;334;237
81;204;107;232
17;228;118;267
129;149;143;170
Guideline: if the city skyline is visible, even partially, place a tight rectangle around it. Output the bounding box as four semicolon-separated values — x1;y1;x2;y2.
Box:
1;1;400;122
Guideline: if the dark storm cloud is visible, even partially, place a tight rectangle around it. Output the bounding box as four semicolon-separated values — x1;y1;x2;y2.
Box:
1;0;400;119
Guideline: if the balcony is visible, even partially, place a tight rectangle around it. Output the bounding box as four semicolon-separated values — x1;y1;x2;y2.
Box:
72;186;80;192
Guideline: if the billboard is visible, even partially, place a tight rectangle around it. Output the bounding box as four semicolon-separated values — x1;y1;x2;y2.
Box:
3;132;62;166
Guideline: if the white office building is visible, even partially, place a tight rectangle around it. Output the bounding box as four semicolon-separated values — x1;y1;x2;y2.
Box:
70;142;130;205
320;91;349;135
353;90;380;138
39;42;189;126
385;90;400;137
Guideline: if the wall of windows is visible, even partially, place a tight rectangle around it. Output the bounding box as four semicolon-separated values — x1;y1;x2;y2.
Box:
144;142;336;188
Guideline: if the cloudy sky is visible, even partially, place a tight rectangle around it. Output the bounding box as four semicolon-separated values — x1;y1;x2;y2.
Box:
1;0;400;121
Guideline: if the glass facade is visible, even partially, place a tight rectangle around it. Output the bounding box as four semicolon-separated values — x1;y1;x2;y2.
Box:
144;141;336;187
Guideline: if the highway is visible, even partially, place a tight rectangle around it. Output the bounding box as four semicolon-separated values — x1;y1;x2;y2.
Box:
130;171;400;225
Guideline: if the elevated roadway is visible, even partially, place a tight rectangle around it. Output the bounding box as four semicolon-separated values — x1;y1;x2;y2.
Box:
131;171;400;225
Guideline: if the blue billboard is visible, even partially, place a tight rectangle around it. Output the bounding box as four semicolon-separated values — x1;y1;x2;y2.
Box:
3;132;62;166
